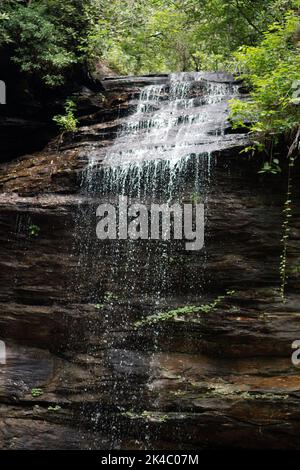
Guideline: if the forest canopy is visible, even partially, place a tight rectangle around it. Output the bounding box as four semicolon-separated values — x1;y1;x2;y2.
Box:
0;0;299;78
88;0;300;74
0;0;299;139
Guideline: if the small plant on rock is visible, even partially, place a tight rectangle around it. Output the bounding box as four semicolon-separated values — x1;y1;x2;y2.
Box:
53;99;78;133
47;405;61;412
29;224;40;238
31;388;43;398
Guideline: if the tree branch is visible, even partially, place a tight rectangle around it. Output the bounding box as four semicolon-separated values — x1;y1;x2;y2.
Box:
233;0;264;35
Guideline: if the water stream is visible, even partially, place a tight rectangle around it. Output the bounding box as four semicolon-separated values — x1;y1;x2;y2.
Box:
74;72;246;448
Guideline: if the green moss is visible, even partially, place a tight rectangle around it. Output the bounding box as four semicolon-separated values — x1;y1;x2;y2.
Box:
191;382;289;401
47;405;61;412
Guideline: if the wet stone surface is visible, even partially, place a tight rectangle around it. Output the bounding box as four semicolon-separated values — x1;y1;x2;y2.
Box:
0;73;299;449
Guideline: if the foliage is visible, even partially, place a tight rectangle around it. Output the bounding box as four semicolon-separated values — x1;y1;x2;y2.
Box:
29;224;40;237
229;9;300;139
1;1;299;80
95;303;104;310
47;405;61;411
135;291;235;326
31;388;43;397
279;155;295;300
86;0;300;74
228;8;300;302
0;0;95;86
53;100;78;132
190;192;203;204
85;1;188;74
258;159;282;174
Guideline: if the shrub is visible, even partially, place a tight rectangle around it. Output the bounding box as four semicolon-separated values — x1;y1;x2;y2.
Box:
53;100;78;133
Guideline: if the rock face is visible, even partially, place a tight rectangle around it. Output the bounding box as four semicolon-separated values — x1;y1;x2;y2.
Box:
0;73;300;450
0;63;105;163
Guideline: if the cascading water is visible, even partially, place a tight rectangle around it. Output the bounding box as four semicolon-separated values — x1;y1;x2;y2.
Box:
74;72;247;449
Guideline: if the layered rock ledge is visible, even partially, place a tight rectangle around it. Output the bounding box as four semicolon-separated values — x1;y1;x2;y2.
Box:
0;74;299;449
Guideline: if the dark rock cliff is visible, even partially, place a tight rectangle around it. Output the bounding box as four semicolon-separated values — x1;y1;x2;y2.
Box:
0;74;299;450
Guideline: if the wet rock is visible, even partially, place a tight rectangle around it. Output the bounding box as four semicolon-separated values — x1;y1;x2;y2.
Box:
0;73;299;449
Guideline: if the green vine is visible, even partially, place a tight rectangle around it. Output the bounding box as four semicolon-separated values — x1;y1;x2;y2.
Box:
135;290;236;327
279;124;300;301
279;154;295;302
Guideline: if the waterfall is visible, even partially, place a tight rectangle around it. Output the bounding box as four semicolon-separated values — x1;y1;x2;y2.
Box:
85;72;242;199
74;72;246;448
77;73;244;301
